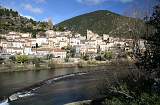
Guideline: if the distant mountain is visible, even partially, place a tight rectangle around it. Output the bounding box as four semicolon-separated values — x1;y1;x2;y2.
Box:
57;10;146;38
0;6;54;37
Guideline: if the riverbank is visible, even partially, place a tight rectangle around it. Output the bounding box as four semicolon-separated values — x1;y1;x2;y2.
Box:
0;59;130;73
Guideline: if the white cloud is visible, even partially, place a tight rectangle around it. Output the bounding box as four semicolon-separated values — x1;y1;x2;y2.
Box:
77;0;134;5
23;4;43;14
20;13;36;20
24;15;35;20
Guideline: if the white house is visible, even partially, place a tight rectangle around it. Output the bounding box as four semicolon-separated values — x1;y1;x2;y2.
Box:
24;47;32;55
79;36;86;40
20;33;31;38
30;38;37;47
100;43;115;52
80;45;87;54
86;45;97;54
59;41;68;48
103;34;109;40
36;37;48;46
0;39;7;48
69;37;80;46
12;41;25;48
45;30;55;38
52;48;66;58
6;47;24;55
56;35;68;42
100;44;107;52
32;48;52;56
96;38;105;45
6;32;21;40
85;40;97;46
87;30;94;40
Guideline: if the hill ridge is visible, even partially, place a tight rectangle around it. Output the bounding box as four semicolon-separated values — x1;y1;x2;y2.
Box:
57;10;145;38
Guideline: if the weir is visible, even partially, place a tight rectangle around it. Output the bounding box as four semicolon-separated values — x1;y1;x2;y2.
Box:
0;69;108;105
0;70;96;104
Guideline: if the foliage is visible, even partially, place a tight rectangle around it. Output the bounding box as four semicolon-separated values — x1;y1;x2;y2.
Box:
31;57;41;67
70;48;76;57
9;55;16;61
48;60;56;69
46;54;53;60
64;57;69;62
16;55;29;63
103;51;112;60
134;4;160;79
82;54;89;61
0;6;55;35
102;91;160;105
0;57;5;64
62;46;76;58
0;35;6;41
93;74;160;105
87;60;97;65
95;55;105;61
58;10;145;38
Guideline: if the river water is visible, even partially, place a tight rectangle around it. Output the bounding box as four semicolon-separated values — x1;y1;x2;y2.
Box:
0;66;129;105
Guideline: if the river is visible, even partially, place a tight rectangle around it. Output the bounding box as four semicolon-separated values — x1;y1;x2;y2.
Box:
0;65;130;105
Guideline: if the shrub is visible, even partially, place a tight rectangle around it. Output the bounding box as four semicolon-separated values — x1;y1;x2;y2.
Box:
31;57;41;67
104;51;113;60
16;55;29;63
9;55;16;62
48;60;56;69
46;54;53;60
82;54;89;61
95;55;105;61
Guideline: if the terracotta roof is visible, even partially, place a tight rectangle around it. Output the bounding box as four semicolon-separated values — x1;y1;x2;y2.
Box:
25;46;31;48
42;43;49;45
7;47;23;50
53;48;66;52
32;48;52;51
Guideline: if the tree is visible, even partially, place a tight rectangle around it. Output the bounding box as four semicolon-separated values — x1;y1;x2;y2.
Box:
32;31;37;38
95;55;105;61
46;54;53;60
0;35;6;43
134;4;160;79
36;43;38;53
129;3;160;96
16;55;29;63
31;57;41;67
82;54;89;61
103;51;112;60
70;47;76;57
9;55;16;62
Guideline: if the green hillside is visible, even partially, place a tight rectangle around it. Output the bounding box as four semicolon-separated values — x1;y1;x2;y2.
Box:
57;10;146;38
0;6;54;37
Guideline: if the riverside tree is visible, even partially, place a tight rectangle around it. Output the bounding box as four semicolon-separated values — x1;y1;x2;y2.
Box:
103;51;112;60
16;55;29;64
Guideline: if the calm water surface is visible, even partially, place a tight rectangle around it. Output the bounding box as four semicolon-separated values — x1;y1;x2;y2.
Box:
0;66;129;105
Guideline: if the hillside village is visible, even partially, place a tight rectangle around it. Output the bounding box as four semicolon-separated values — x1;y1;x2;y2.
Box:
0;6;147;63
0;29;146;63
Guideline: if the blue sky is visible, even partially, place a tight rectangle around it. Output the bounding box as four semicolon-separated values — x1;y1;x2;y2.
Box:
0;0;158;24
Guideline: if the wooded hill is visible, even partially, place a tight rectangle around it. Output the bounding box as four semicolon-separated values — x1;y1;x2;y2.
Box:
57;10;146;38
0;6;54;37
